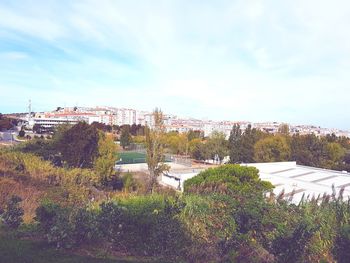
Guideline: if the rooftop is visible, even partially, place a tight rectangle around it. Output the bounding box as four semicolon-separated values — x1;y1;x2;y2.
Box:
243;162;350;203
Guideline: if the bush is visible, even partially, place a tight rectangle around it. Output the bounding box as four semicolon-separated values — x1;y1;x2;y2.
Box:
97;201;124;243
184;164;273;196
334;224;350;263
18;130;25;138
122;173;137;192
0;195;24;229
35;201;98;248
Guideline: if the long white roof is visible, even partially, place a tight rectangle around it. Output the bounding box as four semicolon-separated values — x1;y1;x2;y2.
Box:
242;162;350;203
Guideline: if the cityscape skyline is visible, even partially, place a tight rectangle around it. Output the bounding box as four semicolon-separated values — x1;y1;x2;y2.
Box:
1;1;350;130
7;103;350;135
2;102;350;132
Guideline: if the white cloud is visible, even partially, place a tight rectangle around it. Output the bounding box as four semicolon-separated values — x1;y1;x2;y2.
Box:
0;0;350;129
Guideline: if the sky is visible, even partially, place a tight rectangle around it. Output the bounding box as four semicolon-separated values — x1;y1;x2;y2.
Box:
0;0;349;130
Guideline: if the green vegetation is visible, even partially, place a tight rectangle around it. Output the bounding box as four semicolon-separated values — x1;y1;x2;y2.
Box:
94;133;119;187
57;122;99;168
0;113;18;131
120;126;132;149
1;120;350;262
0;229;160;263
184;164;273;195
145;109;169;191
0;195;24;229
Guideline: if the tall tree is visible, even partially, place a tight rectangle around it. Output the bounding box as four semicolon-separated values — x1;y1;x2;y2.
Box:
206;131;228;163
57;122;99;168
229;124;242;163
145;108;169;191
120;126;131;149
94;133;119;186
239;125;265;163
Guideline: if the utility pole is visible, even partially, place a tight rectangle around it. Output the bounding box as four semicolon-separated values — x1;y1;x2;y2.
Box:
28;99;32;122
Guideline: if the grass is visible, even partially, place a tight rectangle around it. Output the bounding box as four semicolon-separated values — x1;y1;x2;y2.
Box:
0;230;164;263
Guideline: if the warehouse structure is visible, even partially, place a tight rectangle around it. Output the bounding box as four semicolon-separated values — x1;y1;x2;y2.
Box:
161;162;350;203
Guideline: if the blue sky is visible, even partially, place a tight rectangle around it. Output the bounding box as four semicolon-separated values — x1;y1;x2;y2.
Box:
0;0;349;130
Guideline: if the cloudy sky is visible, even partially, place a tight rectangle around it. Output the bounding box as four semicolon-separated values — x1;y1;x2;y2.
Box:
0;0;349;129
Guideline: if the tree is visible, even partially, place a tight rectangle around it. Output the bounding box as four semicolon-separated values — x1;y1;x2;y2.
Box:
94;133;119;186
130;124;138;136
240;125;265;163
57;122;99;168
254;135;291;162
206;131;228;162
145;108;169;191
187;130;204;141
191;141;210;161
91;122;112;132
290;134;326;167
278;123;290;135
324;142;346;169
120;126;131;149
229;124;266;163
229;124;242;163
165;132;189;155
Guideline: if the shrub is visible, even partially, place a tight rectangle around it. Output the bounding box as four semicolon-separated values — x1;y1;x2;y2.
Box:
184;164;273;196
35;201;98;248
97;201;124;243
0;195;24;229
122;173;137;192
334;224;350;263
18;130;25;138
35;200;61;232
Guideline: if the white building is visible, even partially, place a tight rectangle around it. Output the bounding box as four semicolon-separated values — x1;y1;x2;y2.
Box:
114;108;136;126
160;162;350;204
29;117;80;129
243;162;350;204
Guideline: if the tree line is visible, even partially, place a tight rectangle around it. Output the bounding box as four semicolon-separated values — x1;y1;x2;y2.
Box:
173;124;350;171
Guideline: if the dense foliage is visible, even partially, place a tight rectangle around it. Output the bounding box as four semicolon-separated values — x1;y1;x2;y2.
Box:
25;164;350;262
0;114;18;131
227;125;350;172
184;164;273;195
0;195;24;229
57;122;99;168
1;120;350;262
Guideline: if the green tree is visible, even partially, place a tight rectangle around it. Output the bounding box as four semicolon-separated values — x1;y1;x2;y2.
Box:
120;126;131;149
165;132;189;155
254;135;291;162
187;130;203;141
191;141;210;161
324;142;346;169
145;108;169;191
229;124;242;163
57;122;99;168
291;134;326;167
206;131;228;163
94;133;118;186
236;124;265;163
